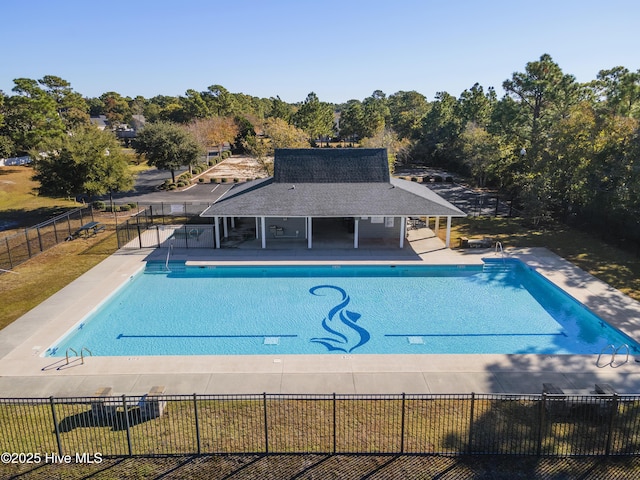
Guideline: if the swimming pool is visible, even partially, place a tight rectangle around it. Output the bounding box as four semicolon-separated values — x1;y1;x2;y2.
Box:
46;260;640;356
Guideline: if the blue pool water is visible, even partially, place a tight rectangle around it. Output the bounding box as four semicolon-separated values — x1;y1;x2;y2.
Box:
46;260;639;356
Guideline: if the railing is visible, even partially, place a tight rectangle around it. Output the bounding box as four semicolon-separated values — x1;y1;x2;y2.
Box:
0;206;94;274
2;392;640;458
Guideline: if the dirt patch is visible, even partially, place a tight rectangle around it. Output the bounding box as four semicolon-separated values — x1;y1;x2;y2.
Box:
203;155;271;181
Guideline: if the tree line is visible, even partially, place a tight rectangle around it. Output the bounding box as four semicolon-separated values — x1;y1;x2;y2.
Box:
1;54;639;246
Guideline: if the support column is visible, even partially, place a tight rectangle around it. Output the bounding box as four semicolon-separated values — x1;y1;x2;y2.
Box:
223;217;228;238
354;218;359;249
307;216;312;249
425;216;429;229
261;217;266;249
214;216;220;249
255;217;259;239
230;217;235;229
399;216;406;248
445;216;452;248
435;216;440;234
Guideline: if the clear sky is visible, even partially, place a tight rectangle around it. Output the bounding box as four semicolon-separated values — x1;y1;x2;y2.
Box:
1;0;638;104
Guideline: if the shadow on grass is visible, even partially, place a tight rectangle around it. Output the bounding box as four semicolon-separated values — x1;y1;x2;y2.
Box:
3;454;640;479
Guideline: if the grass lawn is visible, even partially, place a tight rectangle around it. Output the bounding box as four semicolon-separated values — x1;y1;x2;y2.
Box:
438;216;640;302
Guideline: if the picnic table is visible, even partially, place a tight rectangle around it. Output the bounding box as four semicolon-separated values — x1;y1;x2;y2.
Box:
71;221;105;239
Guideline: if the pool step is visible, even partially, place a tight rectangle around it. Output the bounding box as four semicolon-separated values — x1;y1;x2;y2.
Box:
482;262;514;273
145;262;187;273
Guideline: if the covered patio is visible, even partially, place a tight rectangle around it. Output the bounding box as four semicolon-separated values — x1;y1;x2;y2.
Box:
201;149;466;250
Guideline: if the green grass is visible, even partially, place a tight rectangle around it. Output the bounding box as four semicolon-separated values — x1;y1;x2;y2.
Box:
438;216;640;301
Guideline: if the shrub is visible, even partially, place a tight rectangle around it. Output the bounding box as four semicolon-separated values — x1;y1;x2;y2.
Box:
445;176;454;183
92;200;106;211
422;176;432;183
119;204;132;212
128;202;137;209
221;178;228;183
210;178;217;183
168;184;177;190
411;177;418;182
434;175;443;182
198;177;205;183
233;178;239;183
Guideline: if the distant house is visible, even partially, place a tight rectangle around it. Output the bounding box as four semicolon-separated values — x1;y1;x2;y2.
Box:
89;115;109;131
200;148;465;249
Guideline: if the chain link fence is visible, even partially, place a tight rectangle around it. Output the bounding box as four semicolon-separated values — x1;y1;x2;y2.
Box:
2;392;640;458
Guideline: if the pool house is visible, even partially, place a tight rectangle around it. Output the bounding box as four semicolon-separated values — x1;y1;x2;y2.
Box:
200;148;466;249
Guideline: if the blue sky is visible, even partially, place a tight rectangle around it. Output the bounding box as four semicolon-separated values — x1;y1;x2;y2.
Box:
1;0;638;103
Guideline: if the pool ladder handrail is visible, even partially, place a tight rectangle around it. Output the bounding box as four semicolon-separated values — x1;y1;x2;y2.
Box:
65;346;93;365
495;241;504;262
165;239;174;271
597;343;629;367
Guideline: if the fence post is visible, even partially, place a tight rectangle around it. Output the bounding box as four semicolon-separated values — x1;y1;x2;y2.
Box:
24;229;31;258
5;238;13;269
400;393;406;454
332;393;337;454
122;395;133;456
193;393;201;455
36;227;43;252
263;392;269;454
605;394;619;456
467;392;475;454
538;394;546;456
49;397;63;457
52;219;59;243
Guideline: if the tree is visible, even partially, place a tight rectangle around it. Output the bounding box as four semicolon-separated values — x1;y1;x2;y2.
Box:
338;100;365;142
292;92;334;144
32;125;133;201
100;91;131;126
179;89;210;122
268;96;293;122
361;90;389;138
502;54;580;158
263;117;309;149
204;85;237;117
594;67;640;118
38;75;89;129
460;123;503;187
2;78;66;154
133;122;202;182
387;90;429;140
186;117;239;156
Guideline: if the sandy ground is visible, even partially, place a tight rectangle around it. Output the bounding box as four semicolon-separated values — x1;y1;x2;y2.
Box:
203;155;271;181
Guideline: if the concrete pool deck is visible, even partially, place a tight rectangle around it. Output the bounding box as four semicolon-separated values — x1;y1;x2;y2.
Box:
2;229;640;398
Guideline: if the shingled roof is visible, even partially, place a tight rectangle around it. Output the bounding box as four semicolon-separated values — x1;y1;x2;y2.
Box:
273;148;390;183
201;148;466;218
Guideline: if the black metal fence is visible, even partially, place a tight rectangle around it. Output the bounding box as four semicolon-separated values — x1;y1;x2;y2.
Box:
115;203;214;249
0;206;94;272
2;393;640;458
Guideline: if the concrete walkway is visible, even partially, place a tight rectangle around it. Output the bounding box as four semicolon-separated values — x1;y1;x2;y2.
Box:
2;230;640;398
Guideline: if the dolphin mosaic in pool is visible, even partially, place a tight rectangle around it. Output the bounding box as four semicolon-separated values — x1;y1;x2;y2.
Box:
309;285;370;353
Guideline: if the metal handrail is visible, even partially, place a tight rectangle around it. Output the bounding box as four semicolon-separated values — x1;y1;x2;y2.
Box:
65;347;78;365
80;346;93;365
612;344;630;367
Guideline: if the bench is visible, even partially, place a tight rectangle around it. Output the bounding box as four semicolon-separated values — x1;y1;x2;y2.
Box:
138;385;167;420
90;387;117;425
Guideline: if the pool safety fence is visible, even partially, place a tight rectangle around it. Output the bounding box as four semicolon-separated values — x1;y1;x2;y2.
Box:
2;392;640;457
115;202;215;249
0;206;94;273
